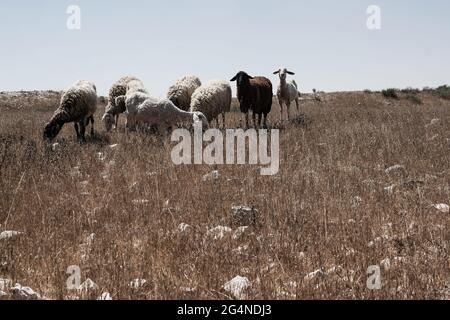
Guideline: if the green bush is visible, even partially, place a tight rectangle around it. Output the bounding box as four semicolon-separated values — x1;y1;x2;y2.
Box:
406;94;422;105
401;87;420;94
382;88;399;99
435;85;450;99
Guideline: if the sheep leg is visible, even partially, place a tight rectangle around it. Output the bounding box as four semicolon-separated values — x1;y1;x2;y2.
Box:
295;98;300;112
89;116;95;136
278;98;283;121
263;113;268;129
245;112;250;129
74;123;80;140
253;112;257;128
115;114;119;130
78;120;87;143
258;113;262;128
286;101;291;120
222;113;226;129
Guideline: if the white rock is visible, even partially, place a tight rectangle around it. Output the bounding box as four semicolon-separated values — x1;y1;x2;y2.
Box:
132;199;149;205
109;144;119;149
51;143;60;151
223;276;250;300
232;226;249;240
207;226;232;240
380;258;391;271
178;223;192;234
129;279;147;289
432;204;449;213
304;268;326;280
202;170;220;182
0;278;11;291
384;185;396;195
0;231;23;241
10;284;41;300
97;292;112;300
425;118;440;128
385;165;406;175
79;278;98;291
96;152;106;161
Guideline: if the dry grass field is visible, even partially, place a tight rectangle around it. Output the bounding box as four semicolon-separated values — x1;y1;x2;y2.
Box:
0;89;449;300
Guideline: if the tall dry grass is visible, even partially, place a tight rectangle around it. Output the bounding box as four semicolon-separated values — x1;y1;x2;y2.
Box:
0;90;448;300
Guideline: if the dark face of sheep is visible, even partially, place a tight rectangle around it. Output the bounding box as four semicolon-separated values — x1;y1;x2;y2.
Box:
230;71;253;88
43;122;62;141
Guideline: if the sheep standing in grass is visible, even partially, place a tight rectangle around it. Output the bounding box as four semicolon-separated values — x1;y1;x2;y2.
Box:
190;80;232;128
273;68;300;120
102;76;139;131
44;80;97;143
124;96;209;134
230;71;273;128
167;75;202;111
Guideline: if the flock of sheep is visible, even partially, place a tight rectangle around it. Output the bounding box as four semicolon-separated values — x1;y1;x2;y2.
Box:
43;69;301;142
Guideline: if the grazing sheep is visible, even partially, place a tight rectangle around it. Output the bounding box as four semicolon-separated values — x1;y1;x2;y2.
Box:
102;76;139;131
115;79;151;120
167;75;202;111
44;80;97;142
273;68;299;120
230;71;273;128
190;80;232;128
125;96;209;135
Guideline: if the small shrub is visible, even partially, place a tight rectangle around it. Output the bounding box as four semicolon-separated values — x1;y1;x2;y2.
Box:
382;88;399;99
406;94;422;105
401;87;420;94
363;89;372;94
435;85;450;99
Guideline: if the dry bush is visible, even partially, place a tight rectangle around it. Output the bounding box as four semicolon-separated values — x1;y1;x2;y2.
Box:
0;91;449;300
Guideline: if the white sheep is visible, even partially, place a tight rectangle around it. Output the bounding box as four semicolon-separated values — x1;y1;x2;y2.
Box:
44;80;97;142
102;76;139;131
190;80;232;128
124;96;209;135
167;75;202;111
273;68;300;120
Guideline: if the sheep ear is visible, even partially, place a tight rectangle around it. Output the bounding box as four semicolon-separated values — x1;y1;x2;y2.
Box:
273;70;280;75
230;75;238;82
287;71;295;75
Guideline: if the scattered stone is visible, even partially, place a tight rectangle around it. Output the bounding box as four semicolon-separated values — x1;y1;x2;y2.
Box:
10;283;41;300
97;292;112;300
79;278;98;291
132;199;149;205
0;231;24;241
109;144;119;149
304;268;326;281
384;185;396;195
129;279;147;289
207;226;233;240
232;226;249;240
385;165;406;175
223;276;250;300
432;203;449;214
202;170;220;182
178;223;192;234
231;206;259;226
425;118;440;128
51;143;60;151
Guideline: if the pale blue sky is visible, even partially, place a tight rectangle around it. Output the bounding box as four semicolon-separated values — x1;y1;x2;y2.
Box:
0;0;449;97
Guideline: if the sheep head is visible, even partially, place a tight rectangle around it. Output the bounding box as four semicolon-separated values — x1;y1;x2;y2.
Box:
273;68;295;81
230;71;253;88
43;121;62;141
193;112;209;129
102;112;115;132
